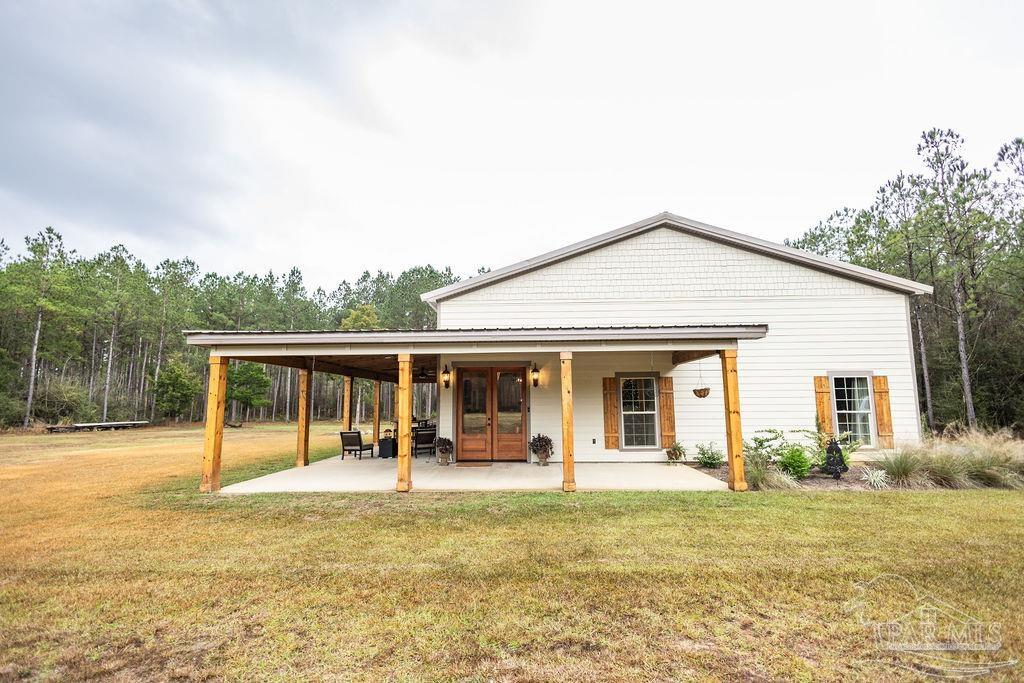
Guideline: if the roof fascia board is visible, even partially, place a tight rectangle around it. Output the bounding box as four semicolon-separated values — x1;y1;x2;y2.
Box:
197;338;743;358
185;325;768;348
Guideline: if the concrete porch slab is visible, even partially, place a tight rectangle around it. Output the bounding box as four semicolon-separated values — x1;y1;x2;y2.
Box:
220;454;728;493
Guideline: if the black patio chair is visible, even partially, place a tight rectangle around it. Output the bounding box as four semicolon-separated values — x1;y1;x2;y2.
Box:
340;431;373;460
412;428;436;459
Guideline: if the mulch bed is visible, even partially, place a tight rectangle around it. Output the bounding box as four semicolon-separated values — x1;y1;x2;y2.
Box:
690;463;870;490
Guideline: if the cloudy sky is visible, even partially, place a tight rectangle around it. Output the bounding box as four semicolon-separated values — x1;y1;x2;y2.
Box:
1;0;1022;290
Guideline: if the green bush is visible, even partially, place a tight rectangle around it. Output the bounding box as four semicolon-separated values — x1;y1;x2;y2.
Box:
0;392;25;427
695;442;724;468
30;380;98;424
777;444;812;480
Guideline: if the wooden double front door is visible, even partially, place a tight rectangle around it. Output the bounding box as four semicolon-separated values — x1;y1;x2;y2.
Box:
456;366;528;461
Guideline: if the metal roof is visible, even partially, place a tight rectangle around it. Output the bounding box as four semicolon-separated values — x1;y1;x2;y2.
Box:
420;211;934;306
185;324;769;347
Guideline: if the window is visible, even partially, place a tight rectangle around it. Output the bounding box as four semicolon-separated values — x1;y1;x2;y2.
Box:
620;376;659;448
832;376;873;446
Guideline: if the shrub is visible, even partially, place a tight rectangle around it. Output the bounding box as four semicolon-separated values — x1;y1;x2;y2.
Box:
30;380;97;424
0;393;25;427
777;444;812;480
695;442;724;468
792;422;859;468
860;467;891;490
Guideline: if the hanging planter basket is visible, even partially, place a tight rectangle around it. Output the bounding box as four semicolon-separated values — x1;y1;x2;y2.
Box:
692;358;711;398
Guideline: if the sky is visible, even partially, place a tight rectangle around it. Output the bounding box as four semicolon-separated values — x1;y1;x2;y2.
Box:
1;0;1022;291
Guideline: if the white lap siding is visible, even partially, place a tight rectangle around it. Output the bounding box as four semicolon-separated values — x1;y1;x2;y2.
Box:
436;227;922;457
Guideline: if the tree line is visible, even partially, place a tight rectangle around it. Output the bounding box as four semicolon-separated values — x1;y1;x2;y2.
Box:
788;129;1024;431
2;128;1021;431
0;237;458;427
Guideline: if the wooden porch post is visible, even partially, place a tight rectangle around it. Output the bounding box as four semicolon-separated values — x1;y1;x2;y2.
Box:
396;354;413;492
200;355;228;493
560;351;576;492
341;376;353;430
719;349;748;491
372;380;381;444
296;367;312;467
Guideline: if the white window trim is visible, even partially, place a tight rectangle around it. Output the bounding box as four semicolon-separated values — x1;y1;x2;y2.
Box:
616;372;661;451
827;371;876;448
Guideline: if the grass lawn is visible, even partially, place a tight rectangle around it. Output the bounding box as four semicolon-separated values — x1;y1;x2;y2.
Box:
1;423;1023;681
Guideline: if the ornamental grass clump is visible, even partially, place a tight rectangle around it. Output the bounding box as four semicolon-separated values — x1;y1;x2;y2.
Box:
882;430;1024;489
876;450;930;488
743;429;800;490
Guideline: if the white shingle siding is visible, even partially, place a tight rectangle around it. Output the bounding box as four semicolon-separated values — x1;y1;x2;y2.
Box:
436;227;923;460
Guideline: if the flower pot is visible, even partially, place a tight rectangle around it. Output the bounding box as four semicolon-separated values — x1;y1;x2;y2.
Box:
693;387;711;398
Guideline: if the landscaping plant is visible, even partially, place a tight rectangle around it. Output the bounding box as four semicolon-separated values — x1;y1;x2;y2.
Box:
435;437;453;466
529;433;553;466
860;467;891;490
695;442;724;468
664;441;685;464
777;444;812;480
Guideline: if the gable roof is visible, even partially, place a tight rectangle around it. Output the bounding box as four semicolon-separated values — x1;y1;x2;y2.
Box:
421;211;933;307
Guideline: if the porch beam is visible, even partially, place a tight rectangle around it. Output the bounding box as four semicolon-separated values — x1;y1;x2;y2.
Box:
671;349;719;365
234;355;396;383
372;380;381;444
341;376;353;430
560;351;576;492
719;349;748;491
296;367;312;467
200;355;228;493
396;354;413;492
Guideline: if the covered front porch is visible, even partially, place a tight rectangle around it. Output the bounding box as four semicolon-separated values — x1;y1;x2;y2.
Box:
220;454;728;493
186;326;767;494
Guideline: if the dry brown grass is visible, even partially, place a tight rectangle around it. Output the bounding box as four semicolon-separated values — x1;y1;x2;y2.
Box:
1;423;1023;681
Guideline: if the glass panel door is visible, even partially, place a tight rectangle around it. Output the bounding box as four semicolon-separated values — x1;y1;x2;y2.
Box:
457;369;490;460
492;368;527;461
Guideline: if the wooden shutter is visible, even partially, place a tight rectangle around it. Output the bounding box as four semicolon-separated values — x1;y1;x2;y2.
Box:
814;376;833;436
602;377;620;449
873;375;894;449
658;376;676;448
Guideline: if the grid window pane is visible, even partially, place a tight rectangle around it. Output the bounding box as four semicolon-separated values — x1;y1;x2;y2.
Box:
620;377;658;448
833;376;872;445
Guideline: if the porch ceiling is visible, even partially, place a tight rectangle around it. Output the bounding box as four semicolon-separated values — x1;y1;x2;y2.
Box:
233;353;439;384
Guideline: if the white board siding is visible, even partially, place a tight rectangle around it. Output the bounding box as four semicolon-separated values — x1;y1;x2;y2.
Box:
437;227;923;451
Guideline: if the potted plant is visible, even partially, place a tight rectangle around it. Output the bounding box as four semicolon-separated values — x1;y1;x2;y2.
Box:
435;437;453;466
529;434;553;466
665;441;686;465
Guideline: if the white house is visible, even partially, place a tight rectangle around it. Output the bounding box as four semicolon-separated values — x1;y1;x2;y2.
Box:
187;212;931;493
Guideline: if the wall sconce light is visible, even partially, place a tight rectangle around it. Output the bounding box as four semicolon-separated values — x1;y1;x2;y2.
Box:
530;363;540;388
441;365;451;389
